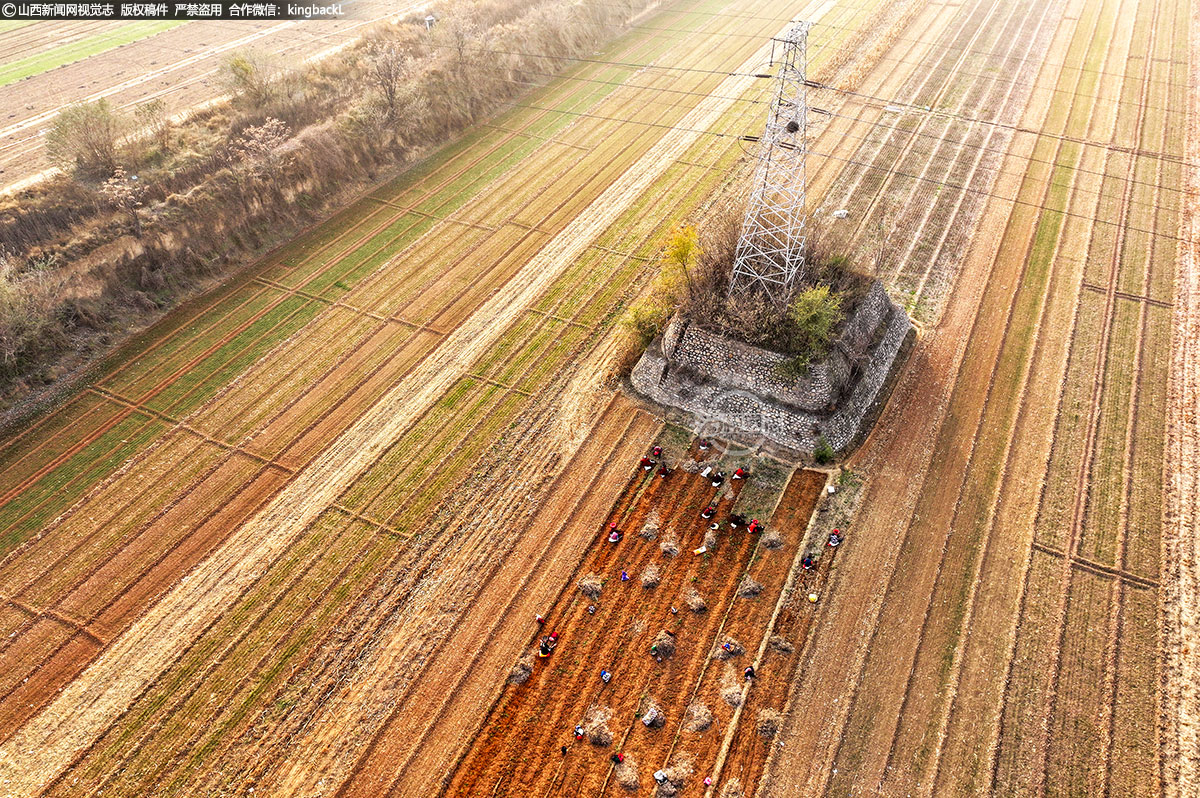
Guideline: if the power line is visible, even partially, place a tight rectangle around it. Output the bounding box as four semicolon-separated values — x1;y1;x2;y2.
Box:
497;98;1187;246
606;0;1193;95
432;39;1195;168
611;8;1190;121
500;65;1193;208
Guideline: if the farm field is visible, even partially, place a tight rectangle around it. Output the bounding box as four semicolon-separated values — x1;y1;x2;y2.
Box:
0;1;418;189
761;0;1195;795
0;0;1194;795
0;0;911;794
443;450;828;798
0;20;187;87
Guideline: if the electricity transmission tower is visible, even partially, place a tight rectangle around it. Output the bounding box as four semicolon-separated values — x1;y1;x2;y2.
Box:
729;21;812;302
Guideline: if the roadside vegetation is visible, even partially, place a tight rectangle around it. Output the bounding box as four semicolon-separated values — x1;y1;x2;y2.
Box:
0;0;657;413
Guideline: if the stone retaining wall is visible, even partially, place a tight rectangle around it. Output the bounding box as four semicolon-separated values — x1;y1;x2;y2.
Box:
630;280;914;456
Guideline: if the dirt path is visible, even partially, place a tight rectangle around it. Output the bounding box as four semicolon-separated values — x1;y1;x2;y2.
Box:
1163;3;1200;793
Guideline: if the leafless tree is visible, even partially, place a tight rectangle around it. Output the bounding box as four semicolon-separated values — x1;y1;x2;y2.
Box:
0;252;64;367
366;42;409;122
134;98;172;152
236;117;293;180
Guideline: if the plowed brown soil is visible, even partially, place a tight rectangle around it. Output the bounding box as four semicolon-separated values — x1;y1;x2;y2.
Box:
442;466;825;798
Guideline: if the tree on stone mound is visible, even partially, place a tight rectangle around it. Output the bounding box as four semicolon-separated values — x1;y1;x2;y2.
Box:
664;225;701;300
773;285;844;381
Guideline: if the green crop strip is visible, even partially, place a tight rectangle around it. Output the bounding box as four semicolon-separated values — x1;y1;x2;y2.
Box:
0;22;186;86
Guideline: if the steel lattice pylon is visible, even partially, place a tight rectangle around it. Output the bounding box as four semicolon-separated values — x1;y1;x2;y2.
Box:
729;21;812;302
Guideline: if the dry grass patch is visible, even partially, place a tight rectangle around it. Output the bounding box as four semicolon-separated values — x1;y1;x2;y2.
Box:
616;755;640;791
655;751;695;796
720;778;744;798
684;701;713;733
684;587;707;612
756;707;784;738
507;650;534;685
641;562;661;588
768;634;794;654
761;528;784;549
660;536;680;557
721;666;745;707
584;703;613;747
737;575;763;598
651;629;676;659
578;573;603;599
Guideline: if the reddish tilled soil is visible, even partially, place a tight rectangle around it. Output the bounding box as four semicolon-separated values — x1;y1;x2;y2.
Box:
441;464;825;798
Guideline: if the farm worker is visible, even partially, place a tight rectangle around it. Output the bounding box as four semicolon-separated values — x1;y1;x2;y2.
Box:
698;439;711;451
601;669;612;683
640;457;655;471
651;445;663;457
669;606;678;615
611;752;625;764
744;665;756;680
733;467;746;480
828;529;842;547
722;642;732;651
658;465;672;479
562;745;568;756
575;725;585;740
704;777;713;786
651;644;658;656
709;522;720;531
536;614;546;624
620;570;629;581
701;505;716;519
711;471;725;488
729;513;746;529
802;556;814;571
748;519;761;534
608;523;622;543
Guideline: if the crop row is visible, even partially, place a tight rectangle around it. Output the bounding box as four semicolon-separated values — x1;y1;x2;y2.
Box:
1005;0;1182;793
818;0;1073;784
0;17;683;556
